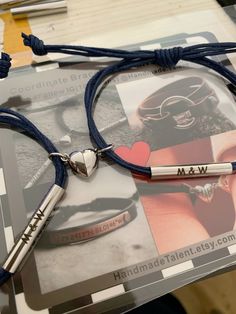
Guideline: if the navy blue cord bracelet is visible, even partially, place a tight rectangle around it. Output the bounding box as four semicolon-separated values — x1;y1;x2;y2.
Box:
3;33;236;286
0;52;67;186
0;108;67;286
22;33;236;178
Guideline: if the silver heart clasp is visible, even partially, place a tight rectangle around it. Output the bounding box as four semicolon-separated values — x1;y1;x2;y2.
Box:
69;149;98;177
49;145;113;178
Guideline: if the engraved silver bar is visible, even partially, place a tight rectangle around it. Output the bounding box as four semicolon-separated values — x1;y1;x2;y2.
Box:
2;184;64;273
11;0;67;19
151;162;233;180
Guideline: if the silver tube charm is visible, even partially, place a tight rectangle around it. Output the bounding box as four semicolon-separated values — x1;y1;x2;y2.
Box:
2;184;64;273
151;162;233;180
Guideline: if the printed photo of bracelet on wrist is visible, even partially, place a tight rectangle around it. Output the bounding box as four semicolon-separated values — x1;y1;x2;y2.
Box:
0;63;159;305
116;69;236;254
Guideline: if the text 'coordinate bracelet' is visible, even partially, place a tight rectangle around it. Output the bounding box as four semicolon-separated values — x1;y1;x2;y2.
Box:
1;33;236;286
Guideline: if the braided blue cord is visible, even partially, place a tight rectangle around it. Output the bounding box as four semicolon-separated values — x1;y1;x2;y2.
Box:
0;53;11;79
22;32;236;176
0;108;68;187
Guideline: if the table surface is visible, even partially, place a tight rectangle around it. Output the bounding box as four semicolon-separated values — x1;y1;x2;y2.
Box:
1;0;236;65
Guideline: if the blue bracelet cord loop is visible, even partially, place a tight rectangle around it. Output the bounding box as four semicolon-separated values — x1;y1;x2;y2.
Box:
0;108;68;286
0;108;68;187
0;53;11;79
22;33;236;176
22;32;236;75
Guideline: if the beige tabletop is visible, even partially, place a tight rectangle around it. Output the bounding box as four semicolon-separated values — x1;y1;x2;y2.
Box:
1;0;236;66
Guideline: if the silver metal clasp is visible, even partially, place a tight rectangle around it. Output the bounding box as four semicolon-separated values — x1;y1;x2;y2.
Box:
96;144;114;155
48;152;70;163
49;144;113;177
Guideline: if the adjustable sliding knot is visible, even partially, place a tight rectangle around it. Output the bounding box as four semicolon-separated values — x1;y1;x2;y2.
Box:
0;53;11;79
22;33;47;56
154;47;184;68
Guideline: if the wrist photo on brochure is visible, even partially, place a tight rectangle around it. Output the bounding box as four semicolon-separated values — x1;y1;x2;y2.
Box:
1;31;236;314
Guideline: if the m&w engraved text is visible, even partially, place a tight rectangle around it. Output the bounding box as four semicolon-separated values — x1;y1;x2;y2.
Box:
177;166;208;176
21;209;45;244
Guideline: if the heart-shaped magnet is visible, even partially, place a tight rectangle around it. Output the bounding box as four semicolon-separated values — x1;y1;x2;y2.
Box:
69;149;98;177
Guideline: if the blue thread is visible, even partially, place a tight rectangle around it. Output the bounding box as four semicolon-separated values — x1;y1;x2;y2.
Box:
0;53;11;79
0;109;67;286
0;267;11;286
154;47;184;67
232;161;236;171
22;33;236;176
22;32;236;72
22;33;47;56
0;108;68;187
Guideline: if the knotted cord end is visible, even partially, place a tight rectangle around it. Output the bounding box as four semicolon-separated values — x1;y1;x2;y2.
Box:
22;32;48;56
154;47;184;68
0;53;11;79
